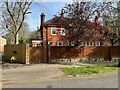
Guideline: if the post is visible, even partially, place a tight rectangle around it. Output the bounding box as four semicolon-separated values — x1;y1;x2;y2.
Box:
46;25;49;63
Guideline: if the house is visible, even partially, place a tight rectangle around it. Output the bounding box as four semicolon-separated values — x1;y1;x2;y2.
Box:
0;35;6;52
31;38;42;47
32;13;110;47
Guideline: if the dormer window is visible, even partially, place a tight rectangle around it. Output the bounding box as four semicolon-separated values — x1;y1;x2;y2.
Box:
51;27;57;35
61;28;65;35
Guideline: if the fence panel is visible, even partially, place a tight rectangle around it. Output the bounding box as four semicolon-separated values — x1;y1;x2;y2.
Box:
4;44;26;63
29;46;45;63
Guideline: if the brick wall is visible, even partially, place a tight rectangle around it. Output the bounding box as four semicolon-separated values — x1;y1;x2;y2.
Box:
43;27;67;46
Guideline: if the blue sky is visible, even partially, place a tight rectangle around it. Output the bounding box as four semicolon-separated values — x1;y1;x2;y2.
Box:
28;2;71;31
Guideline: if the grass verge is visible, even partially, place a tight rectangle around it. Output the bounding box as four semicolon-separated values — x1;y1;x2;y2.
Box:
60;65;119;76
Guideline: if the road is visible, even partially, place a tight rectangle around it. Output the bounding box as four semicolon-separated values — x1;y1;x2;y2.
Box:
2;63;119;88
4;74;118;88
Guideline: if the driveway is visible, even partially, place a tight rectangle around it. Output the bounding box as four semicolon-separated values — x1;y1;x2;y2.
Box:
3;63;88;87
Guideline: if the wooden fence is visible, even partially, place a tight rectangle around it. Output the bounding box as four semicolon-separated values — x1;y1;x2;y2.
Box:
28;47;46;63
4;45;120;64
50;46;120;61
4;44;28;63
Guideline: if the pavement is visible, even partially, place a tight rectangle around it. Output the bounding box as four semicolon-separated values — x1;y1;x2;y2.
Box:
2;62;119;88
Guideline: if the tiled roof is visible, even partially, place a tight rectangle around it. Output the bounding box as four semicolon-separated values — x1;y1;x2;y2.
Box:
43;17;63;27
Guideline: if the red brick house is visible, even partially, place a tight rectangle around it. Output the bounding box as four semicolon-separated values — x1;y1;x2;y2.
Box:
32;13;68;47
32;13;110;47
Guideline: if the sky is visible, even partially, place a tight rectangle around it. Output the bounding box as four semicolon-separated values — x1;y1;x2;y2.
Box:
28;2;72;31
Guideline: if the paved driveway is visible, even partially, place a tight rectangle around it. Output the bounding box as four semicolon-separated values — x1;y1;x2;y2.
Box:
2;64;65;86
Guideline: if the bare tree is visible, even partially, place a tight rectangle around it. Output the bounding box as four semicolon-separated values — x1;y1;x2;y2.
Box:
4;21;30;44
1;1;33;44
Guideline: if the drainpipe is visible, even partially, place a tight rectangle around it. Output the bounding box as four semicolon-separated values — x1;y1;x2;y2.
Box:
45;24;49;63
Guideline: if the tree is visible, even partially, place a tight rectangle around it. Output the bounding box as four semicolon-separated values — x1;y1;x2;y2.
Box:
97;2;120;62
101;2;120;46
3;21;30;44
18;21;30;44
30;27;40;39
53;2;103;44
1;1;33;44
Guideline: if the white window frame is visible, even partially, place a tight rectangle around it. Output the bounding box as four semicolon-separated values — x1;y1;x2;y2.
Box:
71;42;74;46
61;28;65;36
48;42;54;46
80;42;85;46
89;42;94;46
51;27;57;35
57;41;63;46
36;44;41;47
95;42;101;46
85;42;88;46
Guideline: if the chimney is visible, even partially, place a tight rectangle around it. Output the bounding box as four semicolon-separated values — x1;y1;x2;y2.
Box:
40;13;45;40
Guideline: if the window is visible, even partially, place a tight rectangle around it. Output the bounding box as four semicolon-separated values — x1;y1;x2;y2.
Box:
80;42;88;46
71;42;74;46
89;42;94;46
48;42;54;46
51;27;57;35
80;42;85;46
57;42;63;46
61;28;65;35
36;44;41;47
65;42;70;46
85;42;87;46
95;42;101;46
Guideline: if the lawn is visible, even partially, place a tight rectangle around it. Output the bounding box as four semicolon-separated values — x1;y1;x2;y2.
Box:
60;65;119;76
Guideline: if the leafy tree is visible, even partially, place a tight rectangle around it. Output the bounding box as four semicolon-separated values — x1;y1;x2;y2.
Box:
53;2;103;44
101;2;120;46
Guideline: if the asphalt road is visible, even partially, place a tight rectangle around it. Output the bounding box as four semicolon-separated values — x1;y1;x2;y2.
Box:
5;74;118;88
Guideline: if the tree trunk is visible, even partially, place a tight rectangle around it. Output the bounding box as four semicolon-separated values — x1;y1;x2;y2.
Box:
14;34;19;44
14;35;17;44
